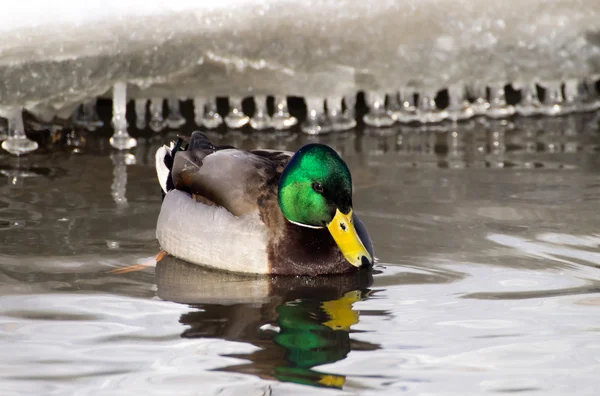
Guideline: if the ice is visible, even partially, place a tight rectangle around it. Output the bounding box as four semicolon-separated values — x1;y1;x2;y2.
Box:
540;81;565;116
193;98;206;127
302;98;329;135
487;84;515;119
562;79;600;113
563;79;581;114
584;79;600;111
249;96;271;130
0;0;599;152
110;152;136;209
446;84;474;121
468;85;491;115
327;96;355;132
197;98;223;129
386;93;402;121
166;98;186;129
0;119;7;141
72;99;103;131
224;97;249;129
109;82;136;150
516;83;543;116
148;98;166;132
396;89;418;124
0;0;598;120
342;94;357;127
416;89;448;123
271;96;297;130
0;108;38;155
134;99;148;129
364;91;395;127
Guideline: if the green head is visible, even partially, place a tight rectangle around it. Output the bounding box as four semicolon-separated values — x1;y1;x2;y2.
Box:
278;144;372;268
278;144;351;227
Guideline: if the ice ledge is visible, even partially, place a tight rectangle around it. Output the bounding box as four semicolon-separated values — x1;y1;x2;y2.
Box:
0;0;599;119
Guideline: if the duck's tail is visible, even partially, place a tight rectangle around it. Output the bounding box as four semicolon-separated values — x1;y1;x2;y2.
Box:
155;138;185;200
155;131;224;200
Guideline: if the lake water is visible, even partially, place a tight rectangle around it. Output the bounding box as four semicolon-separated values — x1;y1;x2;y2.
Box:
1;114;600;395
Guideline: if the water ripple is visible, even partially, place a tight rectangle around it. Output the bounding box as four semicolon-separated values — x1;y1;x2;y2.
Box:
2;118;600;395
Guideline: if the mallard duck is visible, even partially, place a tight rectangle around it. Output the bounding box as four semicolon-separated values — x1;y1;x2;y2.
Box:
155;131;373;275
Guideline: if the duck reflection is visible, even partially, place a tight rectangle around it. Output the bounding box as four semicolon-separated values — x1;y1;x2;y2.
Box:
155;256;379;389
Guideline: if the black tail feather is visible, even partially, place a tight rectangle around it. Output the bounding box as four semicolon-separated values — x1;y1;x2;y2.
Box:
160;137;186;201
160;131;222;201
188;131;217;152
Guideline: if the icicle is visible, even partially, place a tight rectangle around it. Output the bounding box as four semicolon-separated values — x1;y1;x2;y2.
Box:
416;90;447;123
301;97;330;135
468;84;490;115
341;94;358;129
540;81;565;116
201;98;223;129
271;96;298;130
134;99;147;130
563;79;577;111
363;91;395;127
109;82;137;150
0;118;7;141
562;79;590;113
225;97;249;129
149;98;166;132
446;85;474;121
487;83;515;118
584;79;600;111
1;107;38;155
327;96;355;132
110;151;136;209
250;96;272;130
72;99;103;131
387;93;402;120
516;83;542;116
83;99;103;130
166;98;186;129
71;105;82;126
193;98;206;127
396;88;418;124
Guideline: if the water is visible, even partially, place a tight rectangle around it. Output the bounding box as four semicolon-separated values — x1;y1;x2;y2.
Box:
1;114;600;395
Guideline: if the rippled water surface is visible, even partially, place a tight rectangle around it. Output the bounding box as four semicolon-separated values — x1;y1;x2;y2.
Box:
1;115;600;395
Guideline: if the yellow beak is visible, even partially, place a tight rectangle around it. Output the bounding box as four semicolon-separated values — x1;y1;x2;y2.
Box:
326;209;372;267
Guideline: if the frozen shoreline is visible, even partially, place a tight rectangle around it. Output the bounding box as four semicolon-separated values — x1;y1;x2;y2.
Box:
1;0;599;119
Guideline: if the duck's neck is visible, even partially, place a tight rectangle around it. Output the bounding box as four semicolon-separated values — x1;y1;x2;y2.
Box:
267;221;355;276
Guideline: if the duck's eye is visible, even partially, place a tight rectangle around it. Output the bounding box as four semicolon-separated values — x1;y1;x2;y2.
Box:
312;182;324;193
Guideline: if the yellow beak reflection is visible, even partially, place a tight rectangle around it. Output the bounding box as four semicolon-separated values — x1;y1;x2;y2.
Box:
327;209;372;267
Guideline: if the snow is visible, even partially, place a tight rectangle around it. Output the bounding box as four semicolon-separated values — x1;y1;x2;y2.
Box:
0;0;599;119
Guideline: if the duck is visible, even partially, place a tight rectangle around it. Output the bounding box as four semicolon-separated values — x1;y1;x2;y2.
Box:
155;131;373;276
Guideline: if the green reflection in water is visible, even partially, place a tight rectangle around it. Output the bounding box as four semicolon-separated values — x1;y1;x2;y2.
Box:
157;257;378;389
273;291;363;388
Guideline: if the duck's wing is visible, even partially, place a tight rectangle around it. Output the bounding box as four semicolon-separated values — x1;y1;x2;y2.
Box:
160;132;292;216
248;149;294;174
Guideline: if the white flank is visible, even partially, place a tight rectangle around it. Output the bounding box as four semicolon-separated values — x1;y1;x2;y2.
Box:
155;145;172;194
156;190;270;274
